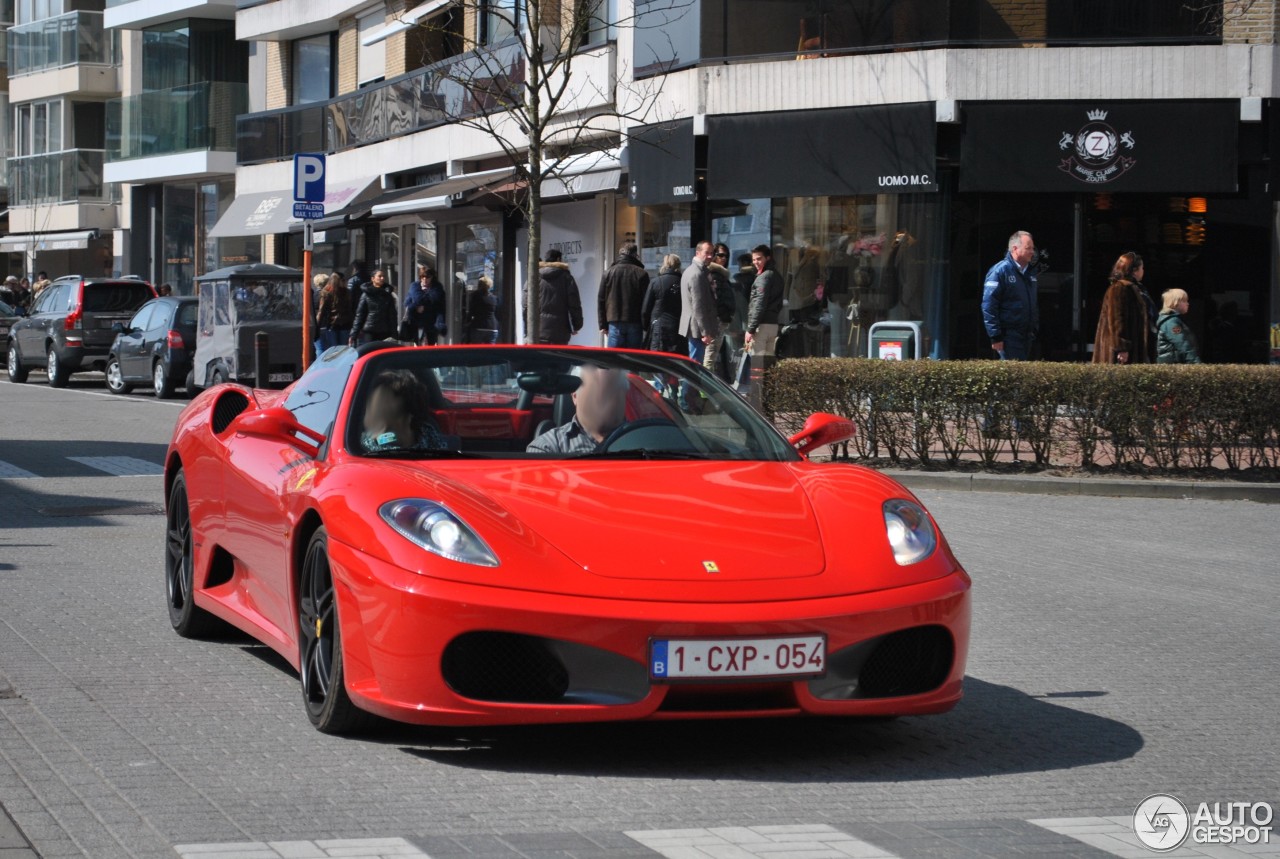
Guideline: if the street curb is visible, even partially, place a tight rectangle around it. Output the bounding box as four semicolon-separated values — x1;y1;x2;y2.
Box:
880;469;1280;504
0;802;36;858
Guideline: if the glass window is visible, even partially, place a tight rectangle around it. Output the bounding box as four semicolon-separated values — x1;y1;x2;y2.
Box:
380;227;401;297
176;301;198;327
356;10;385;86
452;221;502;343
344;347;800;460
637;204;692;272
771;193;942;358
482;0;521;45
633;0;699;74
32;102;46;154
293;34;333;105
15;103;31;157
82;282;154;313
577;0;616;47
47;99;60;151
283;344;356;436
163;184;197;296
128;302;158;331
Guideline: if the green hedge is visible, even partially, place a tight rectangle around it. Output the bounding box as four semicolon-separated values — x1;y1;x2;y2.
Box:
764;359;1280;473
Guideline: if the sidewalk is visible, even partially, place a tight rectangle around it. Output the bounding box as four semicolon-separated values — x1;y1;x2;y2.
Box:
0;804;36;858
881;468;1280;503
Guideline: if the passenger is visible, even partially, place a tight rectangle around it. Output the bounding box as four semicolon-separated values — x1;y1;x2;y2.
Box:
360;370;448;452
527;365;628;455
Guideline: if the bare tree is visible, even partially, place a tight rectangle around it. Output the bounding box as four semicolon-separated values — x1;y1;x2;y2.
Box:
402;0;690;342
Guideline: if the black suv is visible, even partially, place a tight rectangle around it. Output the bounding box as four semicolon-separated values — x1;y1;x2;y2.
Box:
105;296;198;398
6;276;155;387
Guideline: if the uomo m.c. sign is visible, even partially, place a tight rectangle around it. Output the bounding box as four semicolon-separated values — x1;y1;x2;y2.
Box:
878;174;931;188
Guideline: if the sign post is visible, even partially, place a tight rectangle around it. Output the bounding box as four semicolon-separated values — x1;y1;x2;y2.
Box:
293;153;326;371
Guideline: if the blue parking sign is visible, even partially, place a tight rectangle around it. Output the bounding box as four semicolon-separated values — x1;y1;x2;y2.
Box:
293;153;326;203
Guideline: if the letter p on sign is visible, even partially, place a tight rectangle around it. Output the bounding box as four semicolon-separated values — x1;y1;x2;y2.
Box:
293;153;326;203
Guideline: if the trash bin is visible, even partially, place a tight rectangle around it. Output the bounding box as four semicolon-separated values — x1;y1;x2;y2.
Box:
868;321;924;360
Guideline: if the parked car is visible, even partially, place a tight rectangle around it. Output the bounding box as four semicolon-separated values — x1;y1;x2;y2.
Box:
190;264;305;392
163;343;971;734
0;299;25;365
105;296;198;398
6;276;156;387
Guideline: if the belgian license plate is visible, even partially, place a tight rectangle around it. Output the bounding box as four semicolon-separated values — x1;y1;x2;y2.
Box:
268;372;293;383
650;635;826;681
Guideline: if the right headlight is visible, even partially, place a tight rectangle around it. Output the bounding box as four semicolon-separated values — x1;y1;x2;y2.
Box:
883;499;937;566
380;499;499;568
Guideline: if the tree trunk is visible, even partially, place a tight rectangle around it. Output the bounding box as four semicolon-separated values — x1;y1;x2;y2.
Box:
526;182;542;343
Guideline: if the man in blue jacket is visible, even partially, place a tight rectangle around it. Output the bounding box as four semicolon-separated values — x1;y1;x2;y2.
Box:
981;230;1039;360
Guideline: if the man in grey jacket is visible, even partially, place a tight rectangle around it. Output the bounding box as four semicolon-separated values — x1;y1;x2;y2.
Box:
678;241;718;411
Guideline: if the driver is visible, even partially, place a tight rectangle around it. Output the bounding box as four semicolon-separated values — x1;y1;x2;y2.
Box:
527;365;628;455
360;370;449;452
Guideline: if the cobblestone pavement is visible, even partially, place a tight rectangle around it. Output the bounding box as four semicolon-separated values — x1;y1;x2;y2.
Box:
1;381;1277;858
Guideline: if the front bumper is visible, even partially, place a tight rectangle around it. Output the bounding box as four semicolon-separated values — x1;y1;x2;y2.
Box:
328;539;971;726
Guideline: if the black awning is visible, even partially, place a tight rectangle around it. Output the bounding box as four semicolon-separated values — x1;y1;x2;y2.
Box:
627;118;697;205
707;104;938;198
961;100;1239;193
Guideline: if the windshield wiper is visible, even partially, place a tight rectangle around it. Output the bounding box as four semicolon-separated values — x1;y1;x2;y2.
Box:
578;449;713;460
361;449;482;460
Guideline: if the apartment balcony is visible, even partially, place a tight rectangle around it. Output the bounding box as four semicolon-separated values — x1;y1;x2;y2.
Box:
237;40;539;165
104;0;236;31
7;11;120;102
104;81;247;183
8;149;119;233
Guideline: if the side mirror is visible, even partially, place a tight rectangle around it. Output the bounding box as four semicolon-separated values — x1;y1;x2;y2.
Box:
228;406;326;459
788;412;856;457
112;322;126;334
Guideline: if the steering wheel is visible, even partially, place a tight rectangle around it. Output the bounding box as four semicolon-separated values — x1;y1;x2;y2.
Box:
600;418;689;452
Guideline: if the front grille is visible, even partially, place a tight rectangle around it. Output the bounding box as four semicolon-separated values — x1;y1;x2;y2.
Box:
442;632;570;703
211;390;250;434
856;626;953;699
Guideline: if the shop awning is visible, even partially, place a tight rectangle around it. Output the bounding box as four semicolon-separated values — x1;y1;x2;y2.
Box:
0;230;99;252
369;168;517;217
707;104;937;198
361;0;454;46
209;176;379;238
960;100;1238;193
287;177;385;232
627;119;696;206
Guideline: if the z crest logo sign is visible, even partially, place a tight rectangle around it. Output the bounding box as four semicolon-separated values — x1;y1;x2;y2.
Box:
1057;109;1137;184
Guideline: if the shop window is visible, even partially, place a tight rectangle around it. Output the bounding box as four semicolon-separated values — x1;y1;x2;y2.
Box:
637;204;692;271
772;194;942;359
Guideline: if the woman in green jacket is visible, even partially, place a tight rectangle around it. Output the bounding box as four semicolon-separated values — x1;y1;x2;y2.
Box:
1156;288;1202;364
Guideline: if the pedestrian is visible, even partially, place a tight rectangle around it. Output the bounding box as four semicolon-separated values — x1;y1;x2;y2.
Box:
1156;288;1202;364
316;271;353;352
1;275;18;307
597;241;649;348
403;265;446;345
346;260;368;296
981;230;1039;360
466;276;499;344
349;268;397;345
531;249;583;345
704;243;736;379
678;241;719;410
641;254;685;355
744;244;784;369
157;283;173;297
1093;252;1155;365
32;271;52;298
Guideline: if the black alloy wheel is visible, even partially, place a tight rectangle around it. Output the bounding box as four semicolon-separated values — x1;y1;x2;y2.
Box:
165;471;217;637
298;527;370;734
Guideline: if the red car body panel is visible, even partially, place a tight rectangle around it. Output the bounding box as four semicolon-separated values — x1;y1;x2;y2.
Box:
165;346;972;727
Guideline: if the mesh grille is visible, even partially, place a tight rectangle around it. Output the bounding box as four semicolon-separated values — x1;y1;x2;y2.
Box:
857;626;953;699
441;632;570;703
212;391;250;434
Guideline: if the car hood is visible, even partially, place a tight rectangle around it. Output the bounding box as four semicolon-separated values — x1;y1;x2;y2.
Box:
457;461;826;581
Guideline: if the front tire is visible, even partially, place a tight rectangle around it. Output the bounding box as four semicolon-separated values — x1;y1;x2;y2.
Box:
153;360;175;399
105;357;132;394
166;471;218;637
298;528;371;734
7;343;28;383
47;346;70;388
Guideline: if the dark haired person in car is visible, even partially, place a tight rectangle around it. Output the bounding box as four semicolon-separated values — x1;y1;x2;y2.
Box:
360;370;448;452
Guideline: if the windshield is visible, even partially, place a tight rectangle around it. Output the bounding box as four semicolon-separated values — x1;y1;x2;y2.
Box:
232;280;303;322
345;347;798;462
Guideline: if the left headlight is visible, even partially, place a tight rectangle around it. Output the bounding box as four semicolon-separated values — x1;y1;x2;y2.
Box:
882;499;937;566
379;500;500;568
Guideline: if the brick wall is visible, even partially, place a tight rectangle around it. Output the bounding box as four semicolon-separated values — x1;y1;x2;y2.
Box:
337;16;359;95
265;41;290;109
1224;0;1277;44
986;0;1048;43
386;0;409;77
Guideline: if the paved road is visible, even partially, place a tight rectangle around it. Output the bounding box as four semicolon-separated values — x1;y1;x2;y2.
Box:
1;379;1277;858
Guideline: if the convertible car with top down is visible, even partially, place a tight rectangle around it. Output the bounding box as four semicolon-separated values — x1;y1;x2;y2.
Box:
163;343;971;733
